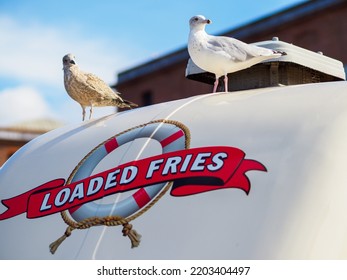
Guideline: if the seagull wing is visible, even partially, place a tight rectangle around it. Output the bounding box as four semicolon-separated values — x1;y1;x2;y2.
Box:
84;72;123;101
206;35;273;62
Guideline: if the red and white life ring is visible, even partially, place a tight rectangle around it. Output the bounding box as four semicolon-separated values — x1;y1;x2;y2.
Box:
67;120;189;222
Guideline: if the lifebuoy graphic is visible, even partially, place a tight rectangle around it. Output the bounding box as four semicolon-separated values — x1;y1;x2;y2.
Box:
65;120;190;223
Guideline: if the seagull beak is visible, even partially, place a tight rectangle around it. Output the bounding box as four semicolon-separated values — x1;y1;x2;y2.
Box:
70;60;76;65
204;19;212;24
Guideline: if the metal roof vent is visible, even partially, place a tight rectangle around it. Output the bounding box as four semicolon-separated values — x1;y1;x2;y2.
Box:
185;38;346;92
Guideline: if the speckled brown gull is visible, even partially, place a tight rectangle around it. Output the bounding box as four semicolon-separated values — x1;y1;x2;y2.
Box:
188;15;286;93
63;53;137;121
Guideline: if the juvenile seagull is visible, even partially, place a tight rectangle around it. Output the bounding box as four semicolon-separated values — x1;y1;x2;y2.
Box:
63;53;137;121
188;15;286;93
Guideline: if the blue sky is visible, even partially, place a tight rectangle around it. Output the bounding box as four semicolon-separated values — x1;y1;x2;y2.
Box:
0;0;306;125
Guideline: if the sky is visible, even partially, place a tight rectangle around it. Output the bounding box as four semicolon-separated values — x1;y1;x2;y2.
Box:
0;0;307;126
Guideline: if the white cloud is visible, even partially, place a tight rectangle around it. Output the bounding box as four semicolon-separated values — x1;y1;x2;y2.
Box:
0;85;118;126
0;86;55;127
0;15;139;88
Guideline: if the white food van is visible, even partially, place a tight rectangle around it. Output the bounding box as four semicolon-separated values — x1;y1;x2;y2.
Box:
0;40;346;259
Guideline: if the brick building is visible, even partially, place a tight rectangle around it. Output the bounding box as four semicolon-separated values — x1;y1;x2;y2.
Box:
115;0;347;107
0;119;62;166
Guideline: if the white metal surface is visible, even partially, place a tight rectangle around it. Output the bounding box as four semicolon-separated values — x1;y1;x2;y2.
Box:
1;81;347;259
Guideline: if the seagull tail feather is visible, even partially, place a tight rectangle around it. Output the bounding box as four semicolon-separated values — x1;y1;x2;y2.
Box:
273;50;287;56
120;99;138;109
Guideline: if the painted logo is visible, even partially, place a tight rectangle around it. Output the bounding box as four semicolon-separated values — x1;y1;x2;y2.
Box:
0;119;266;253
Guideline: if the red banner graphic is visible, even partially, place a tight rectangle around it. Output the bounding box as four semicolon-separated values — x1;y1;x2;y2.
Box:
0;146;266;220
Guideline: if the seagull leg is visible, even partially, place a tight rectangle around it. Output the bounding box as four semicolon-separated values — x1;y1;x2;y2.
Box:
224;74;228;92
213;76;219;93
81;105;86;121
89;105;93;120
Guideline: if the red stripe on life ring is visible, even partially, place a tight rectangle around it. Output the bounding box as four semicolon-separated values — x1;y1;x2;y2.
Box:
133;188;151;209
160;130;184;148
104;138;119;154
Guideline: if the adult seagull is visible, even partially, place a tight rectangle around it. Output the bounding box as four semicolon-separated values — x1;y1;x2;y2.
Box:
188;15;286;93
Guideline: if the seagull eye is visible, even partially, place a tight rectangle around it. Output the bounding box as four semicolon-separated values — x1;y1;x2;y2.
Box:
194;17;198;21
